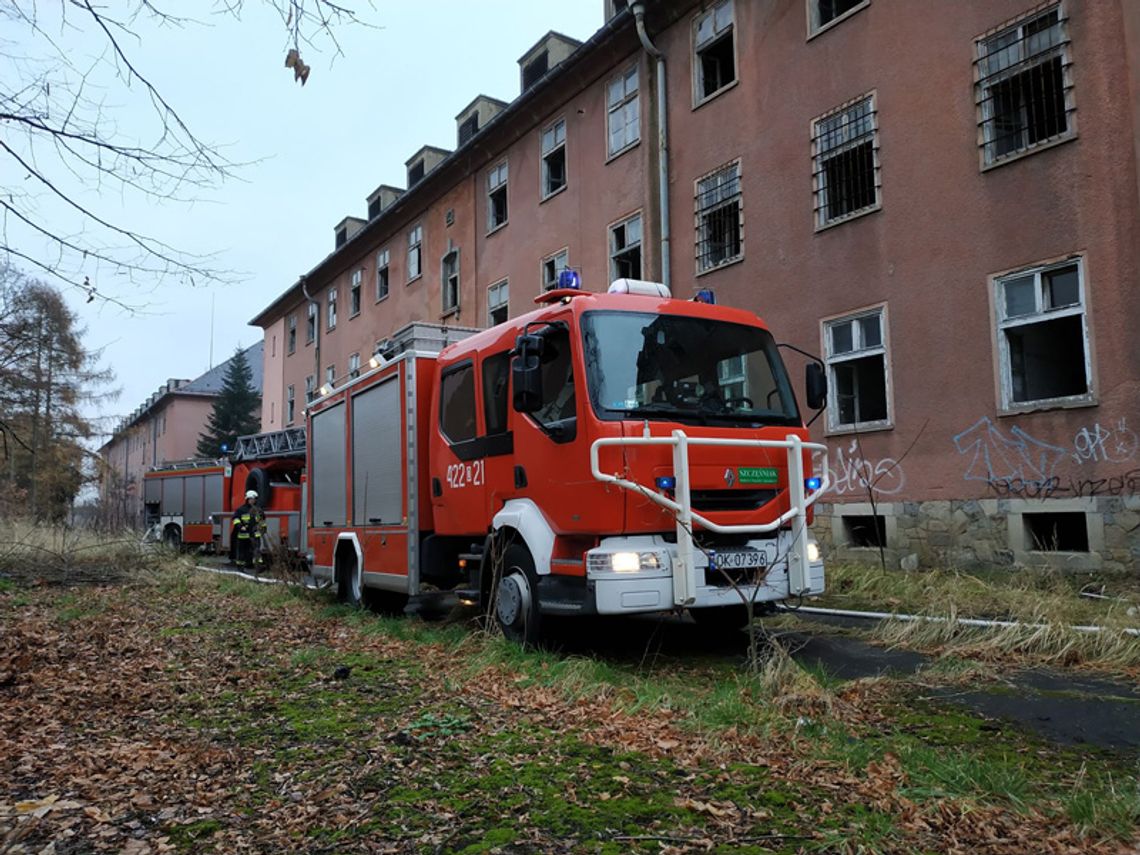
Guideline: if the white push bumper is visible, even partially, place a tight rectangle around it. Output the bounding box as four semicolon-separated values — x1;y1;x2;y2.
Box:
587;532;825;615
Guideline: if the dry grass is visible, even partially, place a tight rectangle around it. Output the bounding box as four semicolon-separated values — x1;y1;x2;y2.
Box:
0;518;185;585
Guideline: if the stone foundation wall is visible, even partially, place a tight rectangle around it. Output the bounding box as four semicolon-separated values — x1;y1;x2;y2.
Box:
812;496;1140;575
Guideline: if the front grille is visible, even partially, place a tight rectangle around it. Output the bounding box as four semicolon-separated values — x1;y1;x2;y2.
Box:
690;489;778;513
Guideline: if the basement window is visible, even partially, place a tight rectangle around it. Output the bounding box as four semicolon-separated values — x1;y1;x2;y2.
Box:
813;93;880;228
995;258;1090;409
694;0;736;103
976;5;1074;167
1024;512;1088;552
541;119;567;199
843;514;885;548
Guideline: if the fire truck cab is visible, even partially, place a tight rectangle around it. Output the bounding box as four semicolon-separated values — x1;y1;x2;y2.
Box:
306;283;830;644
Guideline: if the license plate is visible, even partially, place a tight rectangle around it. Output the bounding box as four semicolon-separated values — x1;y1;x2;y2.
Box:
713;549;769;570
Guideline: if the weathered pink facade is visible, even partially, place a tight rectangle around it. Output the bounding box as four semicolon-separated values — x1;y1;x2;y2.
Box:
253;0;1140;572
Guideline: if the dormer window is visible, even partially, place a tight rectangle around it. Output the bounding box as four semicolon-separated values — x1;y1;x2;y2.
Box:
408;159;425;186
335;227;347;248
368;197;382;219
522;50;549;90
458;113;479;145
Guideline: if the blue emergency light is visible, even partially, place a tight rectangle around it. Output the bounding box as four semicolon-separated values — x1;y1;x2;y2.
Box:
220;443;229;453
655;476;676;491
694;289;716;304
806;477;822;491
557;269;582;290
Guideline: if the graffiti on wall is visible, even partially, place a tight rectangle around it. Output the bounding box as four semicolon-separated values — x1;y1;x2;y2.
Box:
953;415;1139;498
826;439;906;496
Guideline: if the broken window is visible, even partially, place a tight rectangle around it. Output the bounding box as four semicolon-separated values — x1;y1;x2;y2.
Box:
607;66;640;157
522;51;549;91
325;365;336;388
996;259;1089;408
287;314;296;354
348;353;360;380
306;302;317;344
350;269;362;317
407;224;423;281
843;514;885;548
976;5;1072;166
458;113;479;146
408;159;425;187
305;375;315;403
326;287;337;330
442;249;460;314
809;0;867;35
487;161;508;231
375;249;390;301
287;385;295;423
695;161;742;272
813;94;879;227
488;279;509;326
1024;512;1089;552
609;213;642;280
542;249;569;291
541;119;567;198
825;308;889;430
694;0;735;102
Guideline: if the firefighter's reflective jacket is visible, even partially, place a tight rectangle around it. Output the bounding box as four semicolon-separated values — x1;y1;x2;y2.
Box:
232;502;267;540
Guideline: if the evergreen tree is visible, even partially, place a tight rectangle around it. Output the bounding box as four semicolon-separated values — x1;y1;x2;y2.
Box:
196;346;261;458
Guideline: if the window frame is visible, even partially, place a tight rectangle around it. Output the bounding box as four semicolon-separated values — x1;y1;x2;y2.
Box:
822;305;893;434
407;223;424;283
286;385;295;424
438;359;478;446
305;374;315;403
609;211;643;281
306;302;317;344
694;159;744;275
487;278;509;326
286;314;297;355
806;0;870;40
992;255;1093;413
348;352;361;380
541;248;570;292
350;269;362;318
325;364;336;389
811;91;882;231
486;161;509;234
326;287;337;330
974;3;1076;171
441;248;460;316
606;64;640;159
540;117;568;201
692;0;738;108
375;248;390;302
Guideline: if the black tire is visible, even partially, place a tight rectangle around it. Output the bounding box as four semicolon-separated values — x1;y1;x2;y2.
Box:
690;603;752;632
244;467;273;506
162;524;182;550
493;543;541;648
336;552;362;606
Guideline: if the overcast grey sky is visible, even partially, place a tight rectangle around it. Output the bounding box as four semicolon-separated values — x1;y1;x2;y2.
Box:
15;1;603;434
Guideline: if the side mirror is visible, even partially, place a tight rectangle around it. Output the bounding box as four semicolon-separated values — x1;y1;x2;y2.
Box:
805;363;827;411
512;334;544;413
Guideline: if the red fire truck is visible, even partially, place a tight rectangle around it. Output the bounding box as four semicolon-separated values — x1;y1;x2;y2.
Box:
143;427;306;556
305;283;831;644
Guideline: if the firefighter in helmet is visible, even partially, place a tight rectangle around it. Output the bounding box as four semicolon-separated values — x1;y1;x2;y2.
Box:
232;489;267;569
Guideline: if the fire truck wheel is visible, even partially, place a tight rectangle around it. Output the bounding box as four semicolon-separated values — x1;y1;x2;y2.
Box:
495;544;541;647
689;604;751;632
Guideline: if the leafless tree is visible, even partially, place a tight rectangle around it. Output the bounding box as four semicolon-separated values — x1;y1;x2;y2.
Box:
0;1;373;308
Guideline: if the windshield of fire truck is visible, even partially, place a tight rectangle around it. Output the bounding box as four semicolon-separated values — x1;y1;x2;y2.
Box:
581;311;801;426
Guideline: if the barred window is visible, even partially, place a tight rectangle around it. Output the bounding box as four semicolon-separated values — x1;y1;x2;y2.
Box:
812;94;880;228
975;5;1073;167
695;161;742;273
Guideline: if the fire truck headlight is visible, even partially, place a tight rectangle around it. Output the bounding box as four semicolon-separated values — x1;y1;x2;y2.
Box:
590;551;663;574
807;541;821;563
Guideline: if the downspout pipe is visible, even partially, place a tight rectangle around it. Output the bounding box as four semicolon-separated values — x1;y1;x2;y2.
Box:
631;2;670;292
